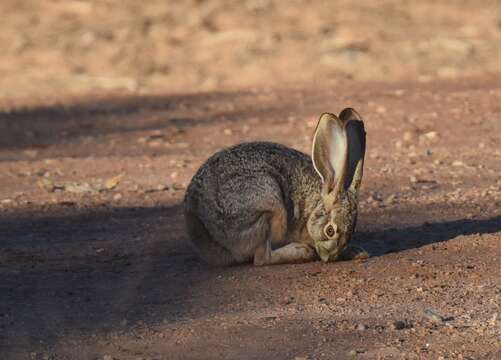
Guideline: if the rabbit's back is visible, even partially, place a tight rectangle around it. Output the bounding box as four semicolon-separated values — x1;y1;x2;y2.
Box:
184;142;321;264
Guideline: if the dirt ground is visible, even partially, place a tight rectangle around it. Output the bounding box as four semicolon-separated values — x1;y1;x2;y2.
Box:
1;1;501;360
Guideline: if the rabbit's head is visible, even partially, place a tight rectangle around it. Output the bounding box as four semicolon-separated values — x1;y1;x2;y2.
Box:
307;108;366;262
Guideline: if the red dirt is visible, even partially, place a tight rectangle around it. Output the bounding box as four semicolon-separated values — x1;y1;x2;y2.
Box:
1;80;500;359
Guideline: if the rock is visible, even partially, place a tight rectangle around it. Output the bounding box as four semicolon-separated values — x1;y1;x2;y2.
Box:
403;131;413;142
367;191;382;202
391;320;407;330
423;131;438;140
356;323;368;331
63;181;97;194
280;296;295;305
348;349;366;356
383;194;397;205
113;193;123;201
423;309;448;323
103;355;114;360
38;178;57;192
104;174;123;190
489;312;498;326
144;184;169;193
172;183;185;190
38;177;120;194
452;160;464;167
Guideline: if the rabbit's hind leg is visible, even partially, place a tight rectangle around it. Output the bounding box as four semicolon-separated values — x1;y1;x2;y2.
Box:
228;210;280;264
253;208;316;265
185;210;235;266
250;207;286;266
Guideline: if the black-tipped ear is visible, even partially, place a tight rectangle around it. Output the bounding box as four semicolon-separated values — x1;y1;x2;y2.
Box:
339;108;366;191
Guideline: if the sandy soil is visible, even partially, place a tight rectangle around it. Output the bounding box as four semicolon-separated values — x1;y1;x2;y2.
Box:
1;1;501;360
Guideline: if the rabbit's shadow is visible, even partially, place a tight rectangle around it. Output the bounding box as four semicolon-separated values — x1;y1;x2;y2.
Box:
351;215;501;258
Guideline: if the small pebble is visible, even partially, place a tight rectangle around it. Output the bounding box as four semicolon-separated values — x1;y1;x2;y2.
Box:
172;183;184;191
280;296;295;305
391;320;407;330
356;323;368;331
383;194;396;204
424;309;445;323
403;131;413;141
423;131;438;140
489;312;498;326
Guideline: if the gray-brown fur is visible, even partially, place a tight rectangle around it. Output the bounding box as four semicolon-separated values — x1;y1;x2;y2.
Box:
184;109;366;266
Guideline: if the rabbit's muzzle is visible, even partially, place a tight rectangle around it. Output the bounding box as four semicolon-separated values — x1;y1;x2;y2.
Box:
315;236;342;262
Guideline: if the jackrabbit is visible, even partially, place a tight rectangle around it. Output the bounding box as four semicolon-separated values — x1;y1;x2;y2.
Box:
184;108;366;266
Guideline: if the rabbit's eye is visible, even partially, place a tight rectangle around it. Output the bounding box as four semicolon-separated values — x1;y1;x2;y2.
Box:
324;224;337;238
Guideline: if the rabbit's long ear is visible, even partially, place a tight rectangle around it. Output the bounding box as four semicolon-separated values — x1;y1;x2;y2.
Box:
339;108;366;192
311;113;348;203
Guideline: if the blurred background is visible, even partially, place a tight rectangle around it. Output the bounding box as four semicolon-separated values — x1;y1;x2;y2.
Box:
2;0;501;100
